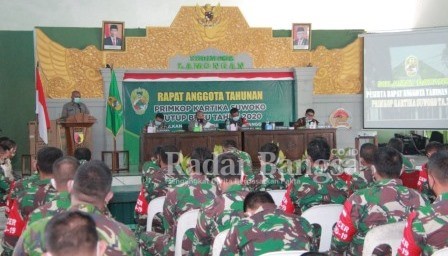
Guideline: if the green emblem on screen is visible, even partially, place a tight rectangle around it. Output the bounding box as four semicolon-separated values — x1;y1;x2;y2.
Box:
131;88;149;115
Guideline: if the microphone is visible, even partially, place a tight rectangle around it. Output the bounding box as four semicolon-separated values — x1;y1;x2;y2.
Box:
77;103;82;113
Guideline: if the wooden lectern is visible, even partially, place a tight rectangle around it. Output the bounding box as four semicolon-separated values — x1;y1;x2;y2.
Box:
59;113;96;156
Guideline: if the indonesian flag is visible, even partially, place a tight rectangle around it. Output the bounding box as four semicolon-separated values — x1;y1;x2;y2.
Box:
35;67;50;144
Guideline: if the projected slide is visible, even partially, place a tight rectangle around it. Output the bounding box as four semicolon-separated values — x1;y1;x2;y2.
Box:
364;29;448;129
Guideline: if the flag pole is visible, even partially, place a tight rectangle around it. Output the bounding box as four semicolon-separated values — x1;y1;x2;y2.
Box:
111;64;118;172
34;63;39;157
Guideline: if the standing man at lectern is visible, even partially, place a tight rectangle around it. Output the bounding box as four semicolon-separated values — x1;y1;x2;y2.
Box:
61;91;90;119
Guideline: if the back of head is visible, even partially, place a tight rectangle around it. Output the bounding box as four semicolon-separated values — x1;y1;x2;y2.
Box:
222;139;237;149
388;138;404;153
428;151;448;184
37;147;64;175
45;211;98;256
74;147;92;163
259;143;279;163
306;137;330;162
72;160;112;202
373;147;403;178
53;156;79;189
215;152;240;181
243;191;275;212
425;141;445;155
190;147;213;174
160;145;179;164
360;143;378;165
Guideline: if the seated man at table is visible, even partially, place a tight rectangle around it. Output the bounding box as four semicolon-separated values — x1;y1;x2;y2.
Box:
225;108;249;130
188;110;215;131
331;147;428;256
221;191;315;255
294;108;319;129
149;112;168;130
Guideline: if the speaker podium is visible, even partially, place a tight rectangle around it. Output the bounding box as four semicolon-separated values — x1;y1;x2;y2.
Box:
59;113;96;156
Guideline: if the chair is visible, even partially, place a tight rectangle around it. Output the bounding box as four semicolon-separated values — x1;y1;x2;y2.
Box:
267;190;287;206
432;247;448;256
260;250;308;256
175;209;200;256
212;229;229;256
301;204;343;252
362;221;406;256
146;196;166;232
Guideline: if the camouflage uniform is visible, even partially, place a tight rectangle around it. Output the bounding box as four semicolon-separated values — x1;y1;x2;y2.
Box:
416;163;436;202
140;173;217;256
191;184;249;256
6;173;39;213
27;191;71;225
220;203;315;255
0;166;11;206
134;164;186;237
15;203;139;256
330;178;428;256
288;166;348;215
134;160;161;236
397;192;448;256
2;178;57;255
348;165;375;193
256;164;295;191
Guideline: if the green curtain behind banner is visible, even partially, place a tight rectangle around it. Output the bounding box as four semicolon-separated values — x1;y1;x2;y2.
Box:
123;79;295;167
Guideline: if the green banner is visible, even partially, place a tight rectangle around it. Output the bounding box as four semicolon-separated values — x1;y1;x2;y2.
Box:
123;79;295;166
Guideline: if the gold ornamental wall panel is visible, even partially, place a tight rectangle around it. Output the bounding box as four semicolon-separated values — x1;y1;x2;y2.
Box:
36;5;362;99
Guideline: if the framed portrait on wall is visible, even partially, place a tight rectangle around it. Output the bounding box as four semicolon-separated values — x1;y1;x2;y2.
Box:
292;23;311;50
102;21;125;51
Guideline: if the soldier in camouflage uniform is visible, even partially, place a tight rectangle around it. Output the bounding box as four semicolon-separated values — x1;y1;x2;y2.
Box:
140;147;217;256
134;146;163;236
15;160;140;256
221;191;315;255
0;145;12;206
44;211;107;256
331;147;428;256
192;152;249;256
222;140;255;186
256;142;295;191
27;156;79;225
2;147;62;256
285;138;348;215
347;143;377;193
416;141;445;203
398;151;448;256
